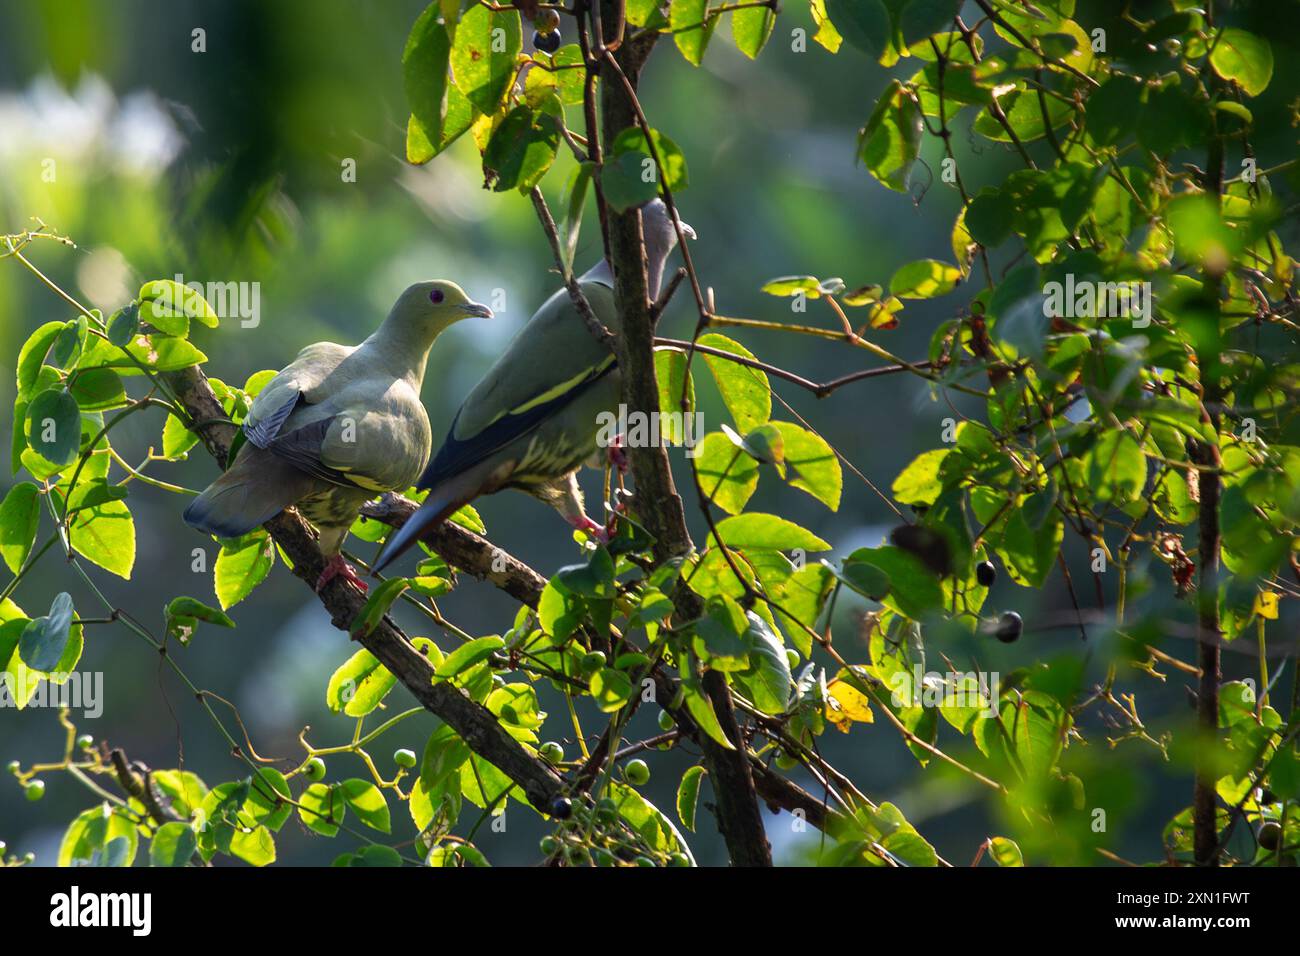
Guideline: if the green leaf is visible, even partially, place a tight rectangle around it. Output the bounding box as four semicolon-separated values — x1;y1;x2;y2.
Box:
403;8;454;159
697;333;770;433
713;513;831;552
299;783;345;837
771;421;842;510
599;149;659;212
213;531;276;610
526;44;585;107
891;448;949;506
68;368;126;412
139;278;218;330
988;836;1024;866
0;481;40;574
676;765;705;831
695;431;758;515
1084;429;1146;505
760;275;822;297
964;188;1015;247
742;611;793;714
693;595;751;671
350;577;410;638
538;579;584;643
149;822;198;867
79;332;207;373
16;321;65;399
889;259;961;299
68;496;135;579
25;388;81;467
846;546;941;619
1209;28;1273;97
825;0;892;59
483;103;561;192
59;803;138;867
612;127;689;193
327;647;399;716
857;80;923;192
435;635;504;678
106;305;140;347
590;666;635;712
340;778;391;833
19;592;74;672
161;412;200;459
682;679;735;750
731;5;775;58
671;0;718;65
164;595;236;644
452;3;522;111
654;347;697;445
245;768;293;831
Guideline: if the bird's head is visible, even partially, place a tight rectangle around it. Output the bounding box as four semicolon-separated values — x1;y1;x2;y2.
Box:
387;280;494;342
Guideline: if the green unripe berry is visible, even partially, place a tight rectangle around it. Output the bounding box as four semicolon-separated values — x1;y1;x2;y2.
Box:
304;757;326;781
633;855;655;867
535;8;561;34
0;839;7;856
22;852;34;864
539;741;565;764
580;650;606;675
540;835;560;856
785;649;800;671
393;748;417;769
668;852;691;867
566;845;587;865
76;734;94;751
5;760;19;775
624;758;650;786
657;709;675;732
592;848;616;867
25;779;45;801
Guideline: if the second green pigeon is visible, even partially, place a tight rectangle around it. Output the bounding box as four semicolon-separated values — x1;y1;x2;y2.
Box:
372;200;692;574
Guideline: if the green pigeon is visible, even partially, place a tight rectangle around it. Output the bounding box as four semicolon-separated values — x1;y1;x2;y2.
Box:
372;199;692;574
183;280;493;591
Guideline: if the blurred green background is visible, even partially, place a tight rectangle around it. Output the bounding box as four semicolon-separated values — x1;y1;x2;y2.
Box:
1;0;1296;866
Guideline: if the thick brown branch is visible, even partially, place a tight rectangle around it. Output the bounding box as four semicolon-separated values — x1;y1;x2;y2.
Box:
159;365;566;811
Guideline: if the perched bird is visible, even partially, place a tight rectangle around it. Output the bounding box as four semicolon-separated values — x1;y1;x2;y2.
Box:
372;200;692;574
183;281;493;592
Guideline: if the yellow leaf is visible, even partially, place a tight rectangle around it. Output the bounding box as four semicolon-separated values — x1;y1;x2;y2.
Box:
826;677;874;731
1254;590;1280;620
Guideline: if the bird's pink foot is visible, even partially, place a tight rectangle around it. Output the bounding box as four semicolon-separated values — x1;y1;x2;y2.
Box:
607;434;629;474
316;554;369;594
569;514;611;545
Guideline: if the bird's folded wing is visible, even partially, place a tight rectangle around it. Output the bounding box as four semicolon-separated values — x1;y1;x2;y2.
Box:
419;355;614;489
420;280;617;488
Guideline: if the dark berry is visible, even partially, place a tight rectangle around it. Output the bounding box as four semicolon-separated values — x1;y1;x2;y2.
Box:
549;796;573;820
995;611;1023;643
976;560;997;588
1259;822;1281;851
533;30;561;54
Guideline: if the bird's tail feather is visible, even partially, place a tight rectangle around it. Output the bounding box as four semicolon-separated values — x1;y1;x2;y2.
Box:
372;488;464;575
183;450;317;540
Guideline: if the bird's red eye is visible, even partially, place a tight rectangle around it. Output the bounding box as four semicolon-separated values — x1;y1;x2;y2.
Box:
429;289;445;304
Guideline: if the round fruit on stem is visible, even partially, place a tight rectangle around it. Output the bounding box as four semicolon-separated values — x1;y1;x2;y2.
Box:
533;29;561;54
534;8;561;34
304;757;326;781
393;748;417;769
624;758;650;785
976;560;997;587
994;611;1023;643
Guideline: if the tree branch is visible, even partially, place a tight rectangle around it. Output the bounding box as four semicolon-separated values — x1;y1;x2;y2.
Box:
598;14;772;866
158;364;566;811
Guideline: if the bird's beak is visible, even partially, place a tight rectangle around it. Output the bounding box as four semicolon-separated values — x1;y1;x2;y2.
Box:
676;217;696;241
460;301;494;319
